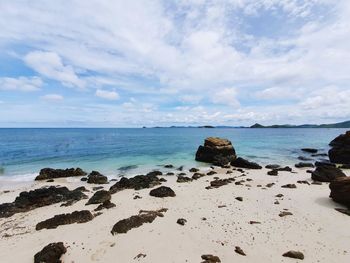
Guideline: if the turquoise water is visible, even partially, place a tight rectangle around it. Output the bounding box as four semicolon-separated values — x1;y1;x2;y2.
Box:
0;128;347;180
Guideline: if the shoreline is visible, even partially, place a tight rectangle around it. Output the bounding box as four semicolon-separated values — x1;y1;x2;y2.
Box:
1;164;350;262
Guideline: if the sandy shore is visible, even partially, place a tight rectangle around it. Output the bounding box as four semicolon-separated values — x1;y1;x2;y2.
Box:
0;166;350;262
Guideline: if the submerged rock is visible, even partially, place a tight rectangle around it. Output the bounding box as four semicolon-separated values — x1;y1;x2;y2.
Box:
111;208;167;235
329;131;350;164
109;174;161;194
0;186;88;218
231;157;262;169
195;137;236;166
86;190;111;205
34;242;67;263
311;166;346;182
87;171;108;184
35;168;86;180
329;177;350;208
149;186;175;198
36;210;94;230
282;250;304;260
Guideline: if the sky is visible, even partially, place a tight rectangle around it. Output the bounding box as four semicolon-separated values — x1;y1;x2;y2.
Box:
0;0;349;127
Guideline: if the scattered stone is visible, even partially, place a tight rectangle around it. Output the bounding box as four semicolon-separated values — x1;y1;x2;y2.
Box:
226;170;233;174
189;168;199;173
265;164;281;169
87;171;108;184
329;131;350;164
46;179;54;182
86;190;111;205
275;194;284;198
249;221;261;224
133;195;142;200
177;218;187;225
208;178;235;189
201;254;221;263
282;250;304;260
207;170;217;175
134;253;147;259
92;186;104;191
195;137;236;166
311;166;346;182
275;166;292;172
311;181;322;185
149;186;176;198
34;242;67;263
231;157;262;169
274;201;280;204
301;148;318;153
295;162;314;168
111;208;167;235
36;210;94;230
281;184;296;189
266;183;275;188
166;172;175;176
267;170;278;176
279;211;293;217
297;180;310;185
312;153;328;157
0;186;88;218
234;246;246;256
329;177;350;207
109;174;161;194
177;176;193;183
35;167;86;180
159;178;167;182
218;205;227;208
192;173;205;180
94;200;116;211
178;172;187;176
235;197;243;202
147;170;163;176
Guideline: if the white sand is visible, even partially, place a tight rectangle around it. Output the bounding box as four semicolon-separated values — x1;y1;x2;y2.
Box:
0;167;350;262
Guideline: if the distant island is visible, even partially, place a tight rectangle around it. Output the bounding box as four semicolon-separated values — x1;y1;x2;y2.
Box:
250;120;350;128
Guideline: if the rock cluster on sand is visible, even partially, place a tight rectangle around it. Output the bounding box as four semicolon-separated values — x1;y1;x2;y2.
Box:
329;131;350;164
109;174;161;194
34;242;67;263
87;171;108;184
311;166;346;182
329;177;350;207
195;137;236;166
231;157;262;169
86;190;111;205
0;186;88;218
36;210;94;230
149;186;176;197
35;168;86;180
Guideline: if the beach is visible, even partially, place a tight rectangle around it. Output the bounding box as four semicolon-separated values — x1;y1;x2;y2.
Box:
1;165;350;263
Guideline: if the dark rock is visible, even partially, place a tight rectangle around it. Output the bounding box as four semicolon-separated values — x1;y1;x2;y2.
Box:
275;166;292;172
298;156;313;161
311;166;346;182
231;157;262;169
265;164;280;169
249;221;261;224
335;208;350;216
133;195;142;200
329;177;350;207
177;218;187;225
297;180;310;185
267;170;278;176
109;174;161;194
281;184;296;189
279;211;293;217
340;164;350;169
46;179;54;182
111;208;167;234
234;246;246;256
177;166;184;171
177;176;193;183
36;210;93;230
81;177;88;182
0;186;88;218
87;171;108;184
86;190;111;205
301;148;318;153
282;251;304;260
149;186;175;197
312;153;328;157
147;170;163;176
178;172;187;176
192;173;205;180
207;170;217;175
315;161;336;168
35;168;86;180
295;162;314;168
201;254;221;263
159;178;167;182
195;137;236;166
94;200;116;211
34;242;67;263
235;197;243;201
208;178;235;189
266;183;275;188
164;164;174;168
166;172;175;176
92;186;104;191
329;131;350;164
189;168;199;173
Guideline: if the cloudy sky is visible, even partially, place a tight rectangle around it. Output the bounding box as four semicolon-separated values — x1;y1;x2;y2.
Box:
0;0;349;127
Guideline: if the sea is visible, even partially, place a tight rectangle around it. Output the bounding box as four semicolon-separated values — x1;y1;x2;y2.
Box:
0;128;347;181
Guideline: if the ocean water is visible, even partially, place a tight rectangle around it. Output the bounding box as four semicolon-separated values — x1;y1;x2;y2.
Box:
0;128;347;181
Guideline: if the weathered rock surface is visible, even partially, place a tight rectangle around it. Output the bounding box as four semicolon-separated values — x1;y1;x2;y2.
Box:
0;186;88;218
111;208;167;235
34;242;67;263
149;186;175;197
195;137;236;166
177;175;193;183
109;174;161;194
86;190;111;205
36;210;94;230
282;250;304;260
267;170;278;176
35;168;86;180
329;131;350;164
311;166;346;182
208;178;235;189
201;254;221;263
231;157;262;169
94;200;116;211
295;162;315;168
329;177;350;207
87;171;108;184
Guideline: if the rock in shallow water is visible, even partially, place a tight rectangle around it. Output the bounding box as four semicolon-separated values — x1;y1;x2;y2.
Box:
34;242;67;263
311;166;346;182
35;167;86;180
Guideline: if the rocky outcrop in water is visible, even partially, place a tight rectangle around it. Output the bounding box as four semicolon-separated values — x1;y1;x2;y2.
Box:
0;186;88;218
329;177;350;207
34;242;67;263
36;210;94;230
35;168;86;180
311;166;346;182
109;174;161;194
329;131;350;164
195;137;236;166
231;157;262;169
87;171;108;184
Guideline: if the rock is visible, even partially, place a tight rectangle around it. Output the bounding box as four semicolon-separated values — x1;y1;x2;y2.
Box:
312;153;328;157
94;200;116;211
329;131;350;164
297;180;310;185
335;208;350;216
177;176;193;183
147;170;163;176
34;242;67;263
195;137;236;166
87;171;108;184
201;254;221;263
267;170;278;176
311;166;346;182
109;174;161;194
35;168;86;180
189;168;199;173
36;210;94;230
235;197;243;201
208;178;235;189
231;157;262;169
207;170;217;175
111;208;167;234
282;250;304;260
0;186;88;218
234;246;246;256
298;156;313;161
340;164;350;169
301;148;318;153
149;186;176;197
329;177;350;207
92;186;104;191
249;221;261;224
81;177;88;182
281;184;296;189
86;190;111;205
166;172;175;176
279;211;293;217
265;164;280;169
164;164;174;168
275;166;292;172
295;162;314;168
315;161;336;167
177;218;187;225
192;173;205;180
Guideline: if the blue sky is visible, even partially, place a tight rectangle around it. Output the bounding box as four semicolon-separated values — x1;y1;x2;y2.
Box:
0;0;349;127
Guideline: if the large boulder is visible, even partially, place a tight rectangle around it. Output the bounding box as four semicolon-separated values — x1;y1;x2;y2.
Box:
231;157;262;169
87;171;108;184
329;177;350;208
329;131;350;164
34;242;67;263
35;168;86;180
311;166;346;182
195;137;236;166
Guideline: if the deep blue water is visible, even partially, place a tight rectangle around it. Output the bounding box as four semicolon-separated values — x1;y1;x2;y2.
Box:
0;128;347;180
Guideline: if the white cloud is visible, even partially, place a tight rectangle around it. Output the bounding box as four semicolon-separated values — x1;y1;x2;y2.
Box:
41;94;64;101
0;76;42;91
212;88;240;107
95;89;119;100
